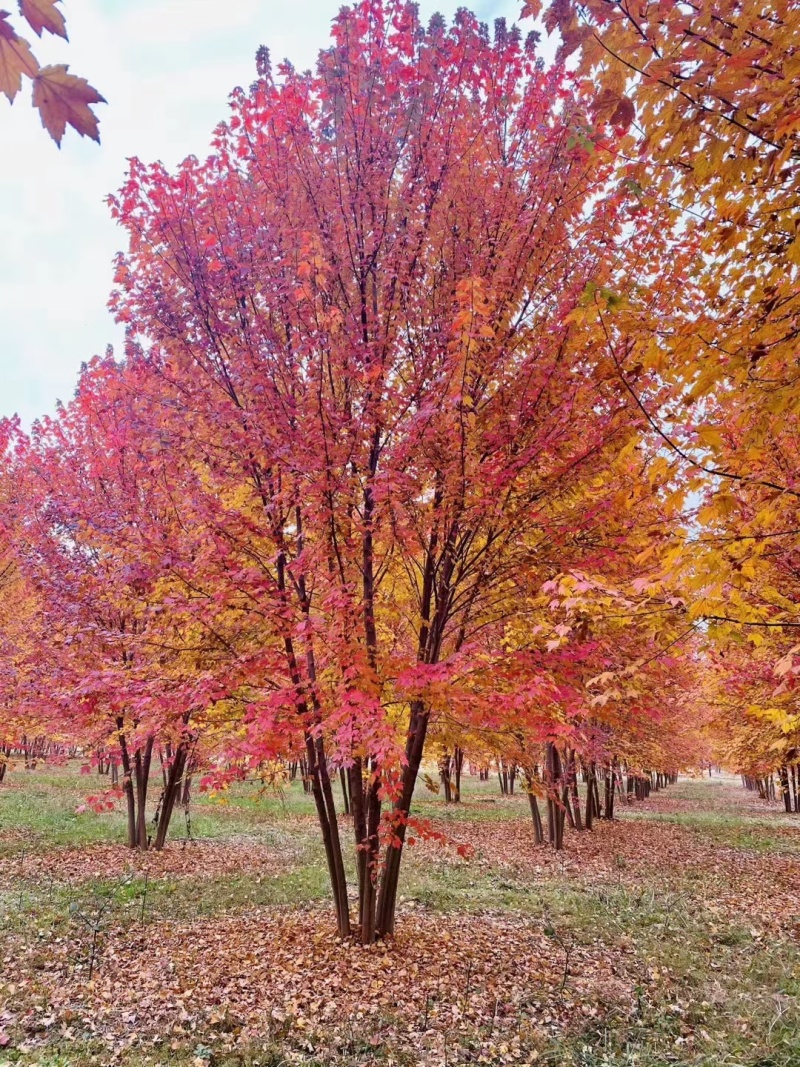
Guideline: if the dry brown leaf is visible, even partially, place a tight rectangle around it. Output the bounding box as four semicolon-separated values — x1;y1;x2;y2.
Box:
31;62;104;144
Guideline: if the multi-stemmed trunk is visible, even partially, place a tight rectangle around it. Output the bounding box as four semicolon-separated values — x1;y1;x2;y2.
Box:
497;759;518;796
153;740;191;851
115;724;195;853
301;465;461;941
319;694;433;943
583;761;601;828
349;756;382;944
117;724;154;851
439;745;465;803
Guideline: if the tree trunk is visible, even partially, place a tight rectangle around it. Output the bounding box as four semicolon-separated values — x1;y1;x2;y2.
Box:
134;737;153;850
562;783;575;830
375;699;429;938
584;761;602;826
159;742;172;790
306;730;351;938
349;757;382;943
349;759;368;928
568;749;583;831
117;724;137;849
779;765;792;813
603;762;615;820
453;746;464;802
153;741;189;851
583;762;593;831
339;767;350;815
524;769;544;845
440;752;453;803
363;767;381;943
181;764;193;808
528;791;544;845
545;743;564;850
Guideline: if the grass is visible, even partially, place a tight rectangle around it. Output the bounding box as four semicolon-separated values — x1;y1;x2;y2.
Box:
0;766;318;853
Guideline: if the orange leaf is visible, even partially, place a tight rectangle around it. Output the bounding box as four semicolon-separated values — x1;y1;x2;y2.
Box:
19;0;67;39
32;63;105;144
0;11;39;101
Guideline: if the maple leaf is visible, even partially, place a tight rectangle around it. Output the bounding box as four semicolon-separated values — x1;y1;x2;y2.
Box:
32;63;105;144
610;94;634;130
19;0;66;38
0;10;39;101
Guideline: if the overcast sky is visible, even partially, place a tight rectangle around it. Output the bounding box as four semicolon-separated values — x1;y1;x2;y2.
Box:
1;0;532;427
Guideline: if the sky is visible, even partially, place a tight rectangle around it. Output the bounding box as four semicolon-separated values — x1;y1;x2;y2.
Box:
1;0;533;428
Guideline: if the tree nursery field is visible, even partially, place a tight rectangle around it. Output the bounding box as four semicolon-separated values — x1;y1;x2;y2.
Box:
0;765;798;1067
3;0;800;1065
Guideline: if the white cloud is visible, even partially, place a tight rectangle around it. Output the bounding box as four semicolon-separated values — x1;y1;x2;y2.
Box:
0;0;524;426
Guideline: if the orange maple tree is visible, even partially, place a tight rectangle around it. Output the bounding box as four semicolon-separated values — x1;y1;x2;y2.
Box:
525;0;800;791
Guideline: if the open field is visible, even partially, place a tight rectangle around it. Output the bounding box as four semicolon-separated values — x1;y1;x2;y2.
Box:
0;768;798;1067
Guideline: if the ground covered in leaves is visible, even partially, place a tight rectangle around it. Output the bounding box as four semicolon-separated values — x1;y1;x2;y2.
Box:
0;768;798;1066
